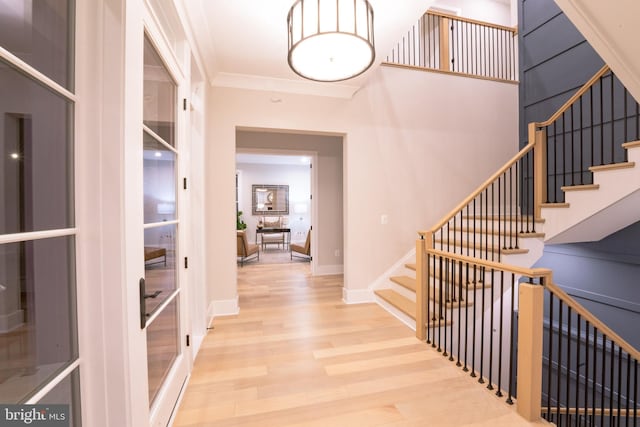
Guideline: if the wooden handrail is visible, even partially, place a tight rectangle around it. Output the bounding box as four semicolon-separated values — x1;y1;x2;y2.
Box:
425;248;552;278
427;10;517;34
535;64;610;127
545;281;640;361
423;142;536;234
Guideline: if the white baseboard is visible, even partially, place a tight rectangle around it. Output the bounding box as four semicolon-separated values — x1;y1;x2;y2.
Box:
369;247;416;291
190;333;205;361
0;309;24;333
207;297;239;325
314;264;343;275
342;287;374;304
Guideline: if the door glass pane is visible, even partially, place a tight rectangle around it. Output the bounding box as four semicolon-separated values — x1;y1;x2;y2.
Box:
144;224;177;315
0;59;74;235
143;35;176;147
38;368;82;426
143;132;176;223
0;236;77;403
146;297;179;405
0;0;74;90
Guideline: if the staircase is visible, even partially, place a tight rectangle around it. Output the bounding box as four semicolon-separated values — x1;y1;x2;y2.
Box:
373;62;640;423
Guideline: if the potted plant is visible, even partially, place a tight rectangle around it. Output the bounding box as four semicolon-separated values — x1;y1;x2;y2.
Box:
236;211;247;230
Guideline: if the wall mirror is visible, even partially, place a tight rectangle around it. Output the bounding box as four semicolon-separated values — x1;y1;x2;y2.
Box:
252;184;289;215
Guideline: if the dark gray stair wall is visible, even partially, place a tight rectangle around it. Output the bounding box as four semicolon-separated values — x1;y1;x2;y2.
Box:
519;0;640;348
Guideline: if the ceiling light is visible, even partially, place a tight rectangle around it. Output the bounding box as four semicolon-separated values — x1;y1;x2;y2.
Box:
287;0;375;82
10;153;19;160
154;151;162;157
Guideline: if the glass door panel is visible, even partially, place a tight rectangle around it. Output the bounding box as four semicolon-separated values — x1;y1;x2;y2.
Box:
141;33;185;416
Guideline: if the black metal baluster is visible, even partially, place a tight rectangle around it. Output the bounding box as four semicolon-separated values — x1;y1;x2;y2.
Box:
610;340;616;427
580;97;584;185
584;320;590;427
498;176;502;258
457;260;462;366
445;259;456;362
487;268;495;390
625;353;631;427
633;359;637;427
509;166;513;249
412;25;416;66
562;111;567;192
575;314;582;427
590;86;594;170
546;293;555;417
479;265;486;384
427;253;432;344
600;78;605;165
471;263;478;378
601;335;607;427
617;346;623;427
496;270;504;397
593;328;599;424
463;262;470;372
571;104;575;186
506;273;515;404
491;183;495;262
566;306;573;425
437;256;443;350
610;74;615;164
557;300;564;420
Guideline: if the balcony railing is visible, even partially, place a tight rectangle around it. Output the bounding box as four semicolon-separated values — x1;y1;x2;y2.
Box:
385;11;518;83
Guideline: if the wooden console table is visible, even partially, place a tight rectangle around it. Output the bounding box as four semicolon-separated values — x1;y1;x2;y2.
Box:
256;228;291;250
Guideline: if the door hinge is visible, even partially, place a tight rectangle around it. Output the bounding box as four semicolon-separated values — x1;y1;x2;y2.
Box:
183;98;187;111
310;163;312;169
184;257;188;269
186;334;190;347
310;194;312;200
183;177;188;190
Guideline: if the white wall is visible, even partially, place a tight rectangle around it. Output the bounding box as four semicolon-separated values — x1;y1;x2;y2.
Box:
433;0;512;26
205;64;518;311
236;163;311;245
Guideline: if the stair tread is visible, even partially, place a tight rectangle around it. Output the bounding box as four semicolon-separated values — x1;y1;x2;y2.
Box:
589;161;635;172
390;275;416;292
405;263;416;271
622;140;640;149
459;215;545;223
540;202;570;208
561;183;599;192
375;289;454;328
433;239;529;255
447;227;545;238
375;289;415;319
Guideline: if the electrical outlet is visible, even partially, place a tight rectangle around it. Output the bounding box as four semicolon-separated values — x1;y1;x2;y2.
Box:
334;249;340;257
381;214;388;225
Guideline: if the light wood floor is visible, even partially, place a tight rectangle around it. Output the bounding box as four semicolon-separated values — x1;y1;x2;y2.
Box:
173;263;548;427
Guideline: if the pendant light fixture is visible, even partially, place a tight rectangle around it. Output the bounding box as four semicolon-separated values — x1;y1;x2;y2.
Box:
287;0;375;82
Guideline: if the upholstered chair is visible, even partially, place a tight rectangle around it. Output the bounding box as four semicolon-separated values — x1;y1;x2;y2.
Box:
237;230;259;266
260;216;286;250
290;229;311;260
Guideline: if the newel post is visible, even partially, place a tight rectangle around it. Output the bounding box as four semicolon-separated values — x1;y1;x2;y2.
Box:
415;233;430;341
516;271;550;421
439;17;450;71
531;122;547;220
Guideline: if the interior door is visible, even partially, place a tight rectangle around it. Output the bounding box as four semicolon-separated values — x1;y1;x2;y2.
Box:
140;33;188;426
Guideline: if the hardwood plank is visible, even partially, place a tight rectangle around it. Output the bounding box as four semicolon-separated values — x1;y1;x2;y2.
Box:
173;262;545;427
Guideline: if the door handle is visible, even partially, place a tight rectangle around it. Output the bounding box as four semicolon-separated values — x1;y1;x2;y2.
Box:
144;290;162;299
139;278;147;329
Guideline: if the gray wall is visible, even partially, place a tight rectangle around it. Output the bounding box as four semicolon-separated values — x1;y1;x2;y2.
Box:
519;0;640;346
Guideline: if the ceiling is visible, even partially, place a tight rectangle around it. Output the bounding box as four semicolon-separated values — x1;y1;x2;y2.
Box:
236;153;311;166
181;0;435;98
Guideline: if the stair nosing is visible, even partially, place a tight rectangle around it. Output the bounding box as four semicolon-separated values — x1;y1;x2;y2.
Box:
540;202;570;208
589;161;635;172
622;140;640;149
560;183;599;192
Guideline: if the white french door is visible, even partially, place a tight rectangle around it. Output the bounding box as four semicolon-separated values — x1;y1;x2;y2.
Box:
136;22;189;427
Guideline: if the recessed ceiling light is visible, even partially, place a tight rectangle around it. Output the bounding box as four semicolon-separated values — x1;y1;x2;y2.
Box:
270;97;282;103
10;153;19;159
154;151;162;157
